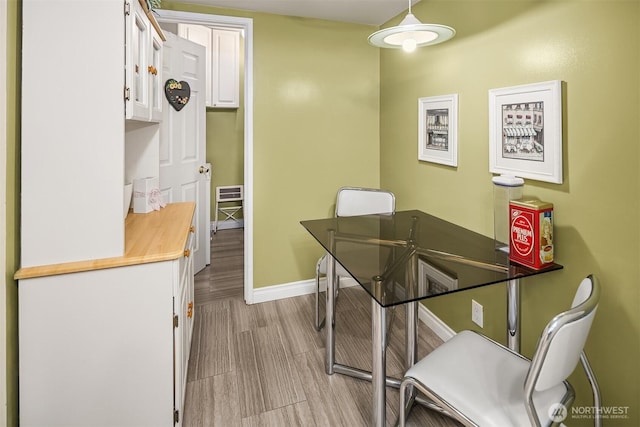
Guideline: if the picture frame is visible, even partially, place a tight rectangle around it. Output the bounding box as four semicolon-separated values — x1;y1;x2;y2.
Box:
489;80;563;184
418;94;458;167
418;259;458;296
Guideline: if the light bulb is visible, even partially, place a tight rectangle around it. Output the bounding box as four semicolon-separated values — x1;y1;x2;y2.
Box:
402;38;417;53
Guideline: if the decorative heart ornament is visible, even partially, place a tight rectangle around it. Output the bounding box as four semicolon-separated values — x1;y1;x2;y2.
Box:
164;79;191;111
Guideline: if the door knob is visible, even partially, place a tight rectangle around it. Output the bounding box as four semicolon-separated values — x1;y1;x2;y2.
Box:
199;165;210;174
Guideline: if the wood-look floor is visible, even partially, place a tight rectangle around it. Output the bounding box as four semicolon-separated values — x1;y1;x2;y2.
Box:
185;229;460;426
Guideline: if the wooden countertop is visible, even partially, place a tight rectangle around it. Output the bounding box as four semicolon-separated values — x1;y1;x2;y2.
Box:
15;202;196;280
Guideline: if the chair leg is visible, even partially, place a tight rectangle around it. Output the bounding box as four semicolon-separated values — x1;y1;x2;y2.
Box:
315;268;340;331
386;306;397;350
213;199;219;234
315;266;325;331
398;378;410;427
581;352;602;427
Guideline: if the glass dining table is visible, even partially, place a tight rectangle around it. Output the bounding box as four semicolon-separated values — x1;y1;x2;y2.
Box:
300;210;563;427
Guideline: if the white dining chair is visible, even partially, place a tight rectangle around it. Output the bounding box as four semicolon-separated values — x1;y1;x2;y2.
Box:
399;275;601;427
314;187;396;330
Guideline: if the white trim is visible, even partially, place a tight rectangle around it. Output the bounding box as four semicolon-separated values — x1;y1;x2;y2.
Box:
154;10;255;304
0;0;9;420
253;277;359;303
252;279;317;304
418;304;456;342
252;278;456;343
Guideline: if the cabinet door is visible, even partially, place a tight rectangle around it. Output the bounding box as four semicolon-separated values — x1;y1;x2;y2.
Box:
174;271;188;427
211;29;240;108
150;29;164;122
178;25;239;108
174;234;194;426
19;264;175;426
125;0;150;120
125;0;163;122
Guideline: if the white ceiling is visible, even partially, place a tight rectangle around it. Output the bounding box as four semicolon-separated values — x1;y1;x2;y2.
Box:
166;0;417;26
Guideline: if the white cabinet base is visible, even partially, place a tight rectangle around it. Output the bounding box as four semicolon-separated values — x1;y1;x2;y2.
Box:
19;258;193;427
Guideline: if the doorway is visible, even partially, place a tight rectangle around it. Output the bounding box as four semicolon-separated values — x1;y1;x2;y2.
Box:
155;9;254;304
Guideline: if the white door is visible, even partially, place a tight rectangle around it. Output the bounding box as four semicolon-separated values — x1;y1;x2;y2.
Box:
160;32;208;273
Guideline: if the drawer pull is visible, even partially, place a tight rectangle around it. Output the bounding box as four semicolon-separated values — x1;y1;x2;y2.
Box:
190;226;195;233
184;249;191;257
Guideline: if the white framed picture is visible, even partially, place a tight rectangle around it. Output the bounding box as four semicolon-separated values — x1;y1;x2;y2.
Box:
489;80;563;184
418;94;458;167
418;259;458;296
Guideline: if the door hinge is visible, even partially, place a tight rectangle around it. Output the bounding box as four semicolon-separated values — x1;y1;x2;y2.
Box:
124;1;131;16
174;409;180;424
124;86;131;102
173;314;179;328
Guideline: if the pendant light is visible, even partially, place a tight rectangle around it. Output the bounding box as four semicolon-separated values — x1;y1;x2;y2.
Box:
368;0;455;52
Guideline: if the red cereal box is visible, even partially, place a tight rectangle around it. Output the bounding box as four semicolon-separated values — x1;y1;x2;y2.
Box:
509;199;554;269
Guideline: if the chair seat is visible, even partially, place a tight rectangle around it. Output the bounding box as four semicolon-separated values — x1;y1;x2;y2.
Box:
406;330;570;426
317;254;351;279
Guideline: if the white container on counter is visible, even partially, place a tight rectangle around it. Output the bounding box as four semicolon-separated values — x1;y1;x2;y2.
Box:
493;174;524;253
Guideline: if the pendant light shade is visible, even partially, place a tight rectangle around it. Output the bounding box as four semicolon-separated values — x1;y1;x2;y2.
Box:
368;0;455;51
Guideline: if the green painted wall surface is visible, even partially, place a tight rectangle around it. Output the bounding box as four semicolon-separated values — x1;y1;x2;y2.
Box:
164;2;381;288
208;107;245;218
251;15;380;287
379;1;639;424
5;1;19;425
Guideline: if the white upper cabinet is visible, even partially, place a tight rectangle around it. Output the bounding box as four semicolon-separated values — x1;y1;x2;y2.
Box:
179;24;240;108
126;0;164;121
211;29;240;108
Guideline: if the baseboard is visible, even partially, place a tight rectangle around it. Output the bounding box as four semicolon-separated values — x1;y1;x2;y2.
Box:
252;278;455;341
252;279;316;304
417;304;456;341
211;220;244;231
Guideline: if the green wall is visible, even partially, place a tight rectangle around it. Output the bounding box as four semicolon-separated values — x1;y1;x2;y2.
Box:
5;1;19;425
208;107;245;218
379;0;639;425
251;15;380;287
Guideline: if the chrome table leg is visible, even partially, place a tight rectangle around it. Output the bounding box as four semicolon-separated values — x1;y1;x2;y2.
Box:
325;232;336;375
372;298;387;427
507;278;520;352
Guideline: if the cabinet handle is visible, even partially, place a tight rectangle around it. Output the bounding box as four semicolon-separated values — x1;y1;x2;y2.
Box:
187;302;193;318
184;249;191;257
190;226;195;233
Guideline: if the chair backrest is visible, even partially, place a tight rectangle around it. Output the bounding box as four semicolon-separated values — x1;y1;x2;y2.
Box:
525;275;600;394
335;187;395;217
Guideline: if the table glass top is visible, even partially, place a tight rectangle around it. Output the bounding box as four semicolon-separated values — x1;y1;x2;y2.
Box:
301;210;563;307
